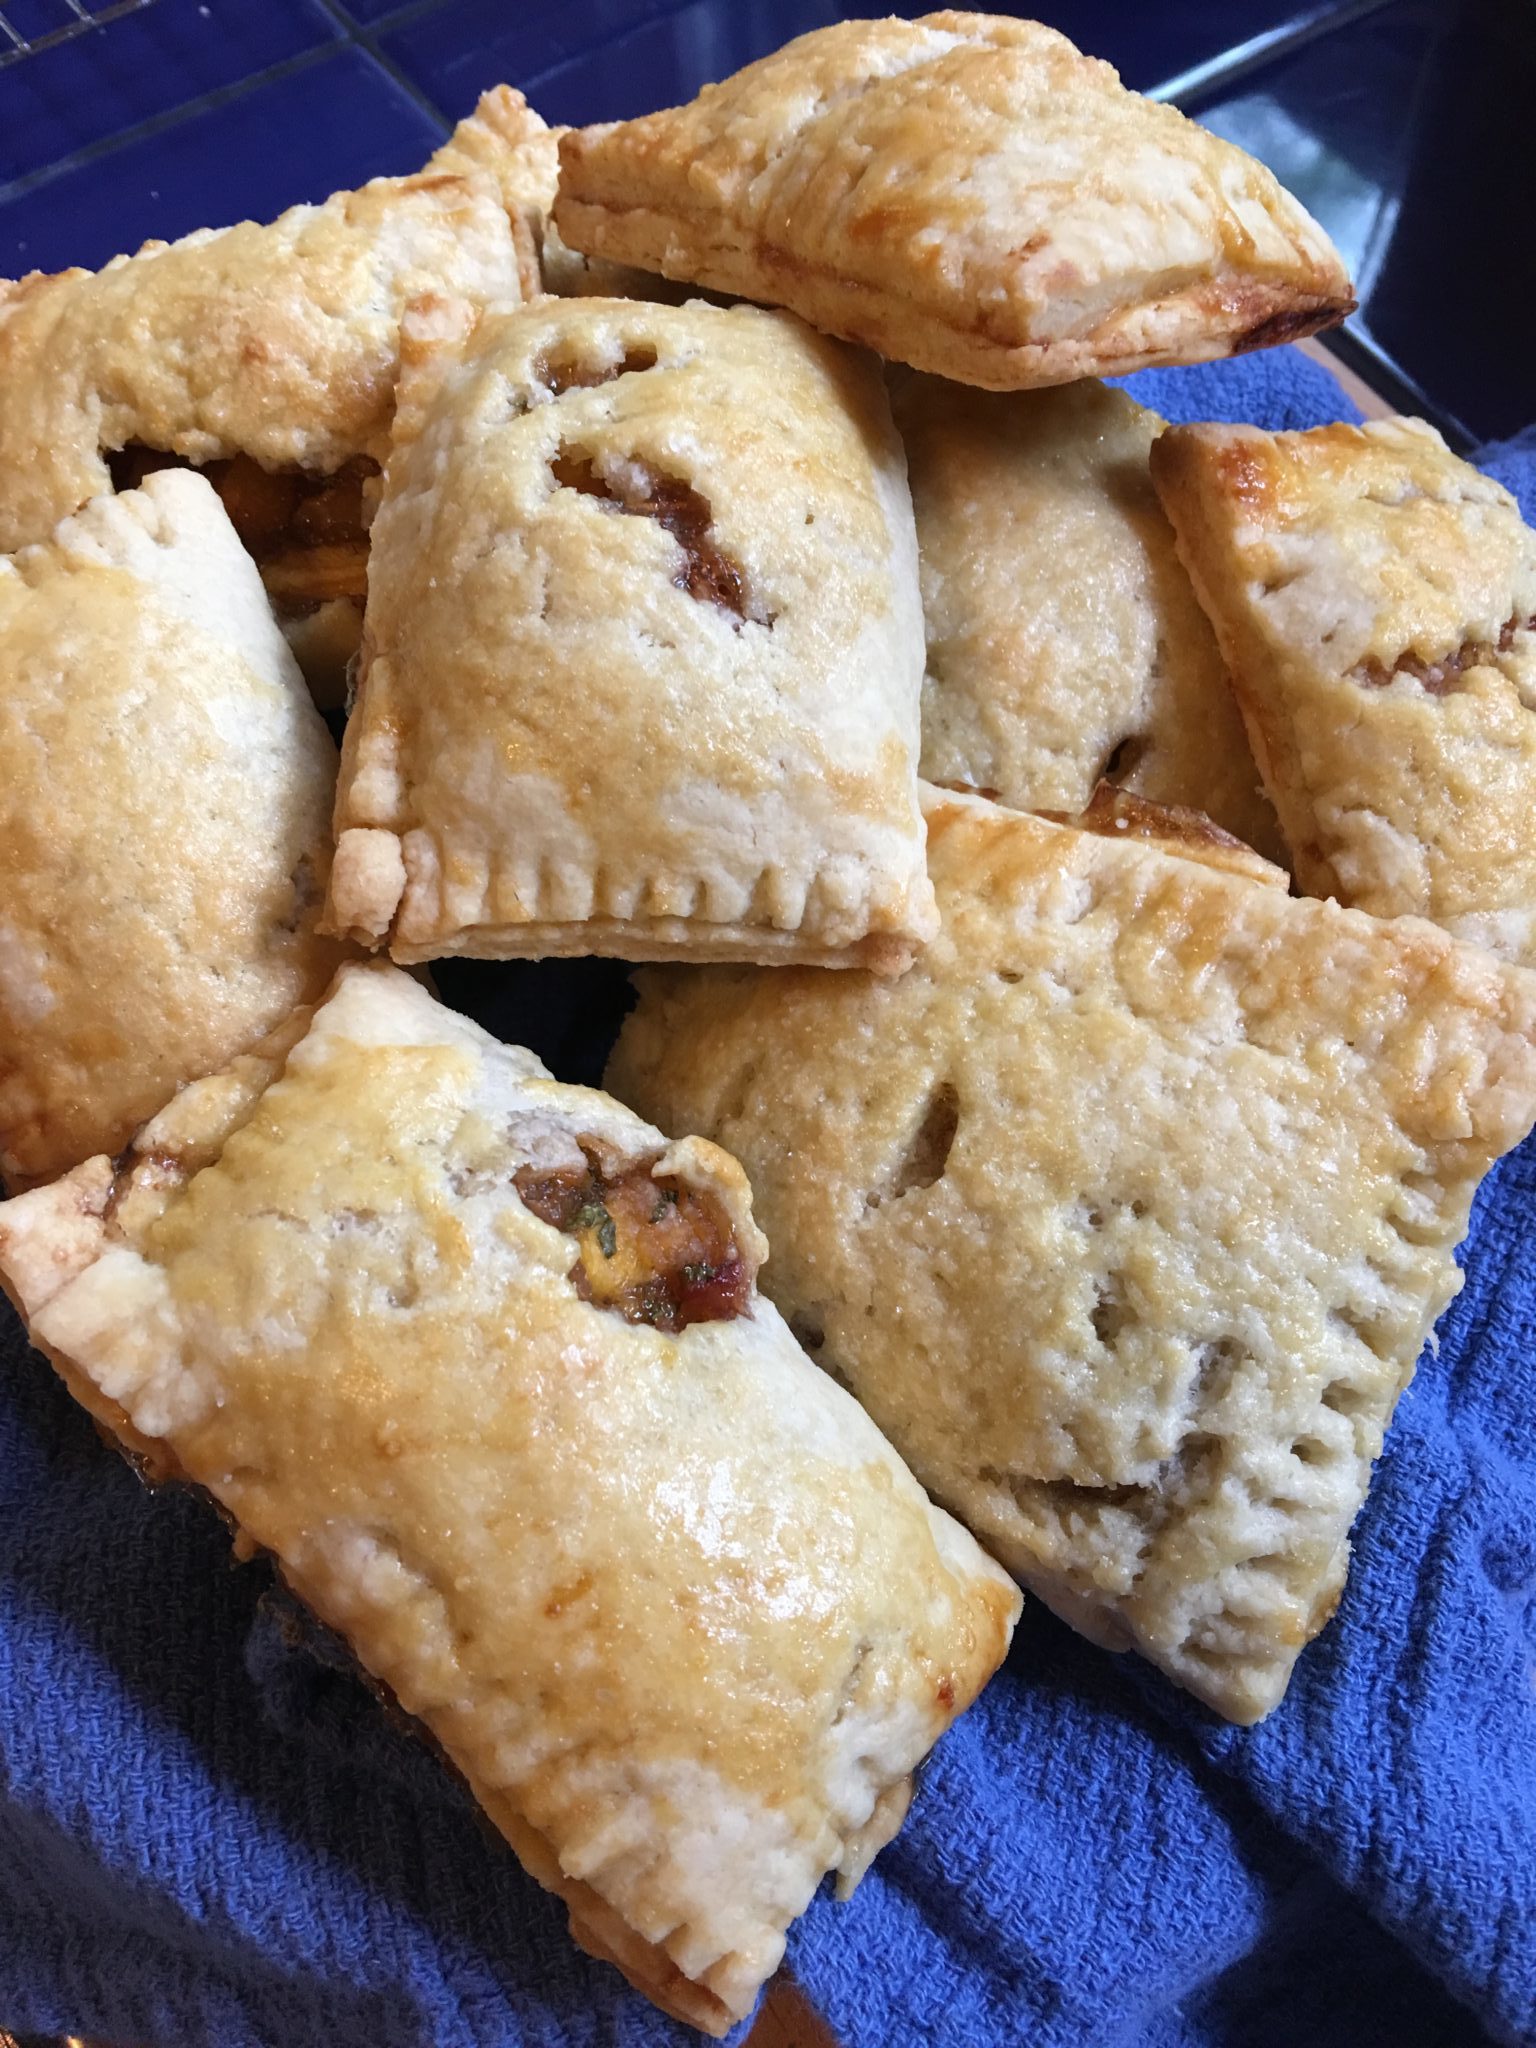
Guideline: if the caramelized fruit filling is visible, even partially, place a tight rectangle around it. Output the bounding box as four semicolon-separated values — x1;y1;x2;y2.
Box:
514;1145;750;1331
1353;612;1536;695
108;446;376;609
549;444;770;623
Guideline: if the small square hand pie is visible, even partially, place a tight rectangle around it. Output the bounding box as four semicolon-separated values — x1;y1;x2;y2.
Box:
609;789;1536;1723
894;374;1283;861
554;11;1353;391
0;162;533;695
327;295;938;972
0;470;346;1190
1152;417;1536;963
0;961;1018;2035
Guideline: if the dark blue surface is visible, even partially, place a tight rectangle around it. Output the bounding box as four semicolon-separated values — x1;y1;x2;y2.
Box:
0;0;339;186
0;45;443;275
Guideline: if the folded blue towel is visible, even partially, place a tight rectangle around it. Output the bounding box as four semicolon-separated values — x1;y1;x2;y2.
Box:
2;345;1531;2048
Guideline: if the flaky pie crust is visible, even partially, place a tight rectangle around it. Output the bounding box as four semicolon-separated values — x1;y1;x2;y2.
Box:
0;962;1017;2033
326;295;937;971
555;11;1353;391
895;373;1283;860
1152;416;1536;965
0;470;345;1190
609;788;1536;1722
0;167;532;554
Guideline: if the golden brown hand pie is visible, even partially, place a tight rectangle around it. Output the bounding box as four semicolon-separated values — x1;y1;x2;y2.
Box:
1151;417;1536;963
609;788;1536;1723
326;295;938;972
0;470;346;1191
0;960;1019;2035
0;162;533;695
554;11;1354;391
894;374;1283;859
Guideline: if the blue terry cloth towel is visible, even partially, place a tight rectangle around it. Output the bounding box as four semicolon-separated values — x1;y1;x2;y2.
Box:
2;345;1533;2048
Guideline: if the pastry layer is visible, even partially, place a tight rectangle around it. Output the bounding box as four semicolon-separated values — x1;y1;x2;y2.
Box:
1152;416;1536;963
610;789;1536;1722
0;962;1018;2032
0;166;530;554
327;295;937;970
0;470;345;1188
895;374;1282;861
555;11;1352;390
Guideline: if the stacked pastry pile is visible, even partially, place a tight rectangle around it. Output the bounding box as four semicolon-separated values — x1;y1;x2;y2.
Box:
2;12;1535;2037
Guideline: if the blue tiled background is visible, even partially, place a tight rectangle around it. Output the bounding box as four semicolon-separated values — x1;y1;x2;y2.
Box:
0;0;1529;443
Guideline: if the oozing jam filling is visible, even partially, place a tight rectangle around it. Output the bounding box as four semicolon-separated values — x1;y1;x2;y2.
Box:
514;1145;750;1331
108;446;376;611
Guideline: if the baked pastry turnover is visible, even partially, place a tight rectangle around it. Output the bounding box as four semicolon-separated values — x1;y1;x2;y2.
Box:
0;470;344;1191
1152;417;1536;964
0;160;533;695
610;789;1536;1723
554;11;1354;391
894;375;1283;860
327;295;937;971
0;961;1019;2034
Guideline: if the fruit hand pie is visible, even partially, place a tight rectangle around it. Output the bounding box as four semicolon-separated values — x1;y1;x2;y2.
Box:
1151;416;1536;964
608;787;1536;1724
324;293;937;972
0;130;540;696
554;11;1354;391
892;372;1284;862
0;961;1019;2037
0;469;345;1192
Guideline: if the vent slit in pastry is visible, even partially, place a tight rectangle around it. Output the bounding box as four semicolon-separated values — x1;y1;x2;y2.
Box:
548;444;765;624
537;340;660;394
1351;610;1536;696
878;1081;960;1205
513;1141;751;1330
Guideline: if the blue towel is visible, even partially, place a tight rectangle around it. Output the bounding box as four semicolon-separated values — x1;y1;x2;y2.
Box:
3;346;1532;2048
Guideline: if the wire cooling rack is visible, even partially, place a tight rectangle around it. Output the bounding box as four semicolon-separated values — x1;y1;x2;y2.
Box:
0;0;160;68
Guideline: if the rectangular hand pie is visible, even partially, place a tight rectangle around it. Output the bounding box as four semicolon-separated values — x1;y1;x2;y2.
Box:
554;11;1353;391
0;162;533;695
609;789;1536;1723
1152;417;1536;963
326;295;938;972
0;961;1019;2034
894;373;1283;861
0;470;345;1190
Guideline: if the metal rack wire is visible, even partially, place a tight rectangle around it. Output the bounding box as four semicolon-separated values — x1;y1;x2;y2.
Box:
0;0;160;69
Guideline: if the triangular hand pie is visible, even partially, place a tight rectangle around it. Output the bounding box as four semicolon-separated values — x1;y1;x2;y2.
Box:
327;296;937;972
1152;417;1536;962
0;962;1018;2034
555;11;1353;390
610;790;1536;1722
0;471;345;1190
894;374;1283;859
